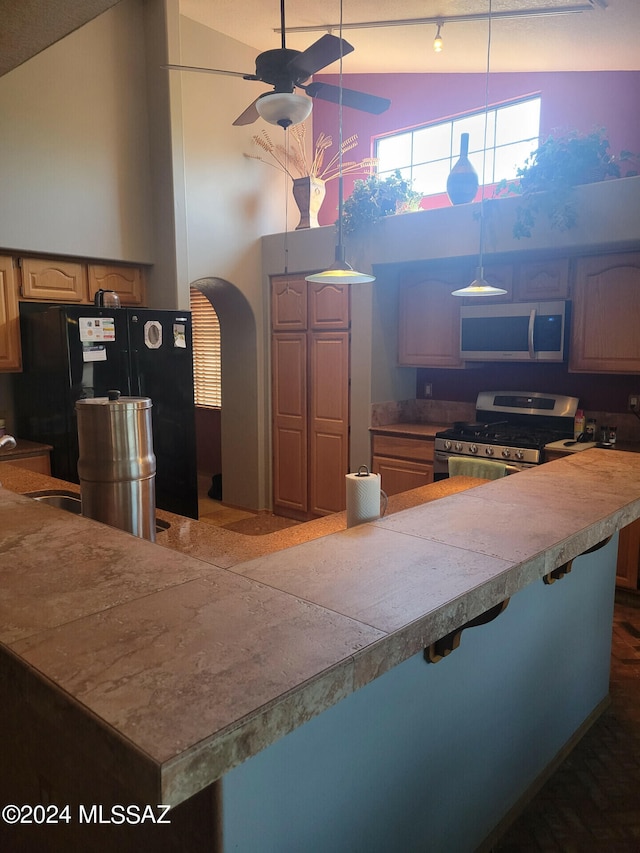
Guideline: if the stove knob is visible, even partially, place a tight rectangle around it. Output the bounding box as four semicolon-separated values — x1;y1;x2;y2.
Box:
514;449;524;460
454;442;463;452
502;448;511;458
469;444;478;454
485;446;495;456
444;440;452;451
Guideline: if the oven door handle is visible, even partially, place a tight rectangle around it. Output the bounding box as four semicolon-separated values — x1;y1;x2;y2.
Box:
527;308;536;359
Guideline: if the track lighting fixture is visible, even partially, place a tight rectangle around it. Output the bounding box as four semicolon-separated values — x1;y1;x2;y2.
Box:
433;23;443;52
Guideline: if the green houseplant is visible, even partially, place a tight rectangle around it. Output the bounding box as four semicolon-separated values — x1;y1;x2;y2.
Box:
496;128;638;238
341;170;422;236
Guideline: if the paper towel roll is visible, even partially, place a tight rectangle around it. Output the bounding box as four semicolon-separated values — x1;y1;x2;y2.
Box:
346;469;382;528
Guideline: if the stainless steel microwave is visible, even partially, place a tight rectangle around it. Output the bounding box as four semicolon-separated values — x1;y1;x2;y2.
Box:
459;300;570;362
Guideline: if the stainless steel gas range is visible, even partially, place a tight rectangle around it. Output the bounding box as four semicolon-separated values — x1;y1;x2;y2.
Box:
433;391;579;480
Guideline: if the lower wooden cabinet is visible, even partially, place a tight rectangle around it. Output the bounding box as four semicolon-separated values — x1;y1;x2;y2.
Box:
617;519;640;590
272;331;349;519
371;434;434;496
0;256;21;372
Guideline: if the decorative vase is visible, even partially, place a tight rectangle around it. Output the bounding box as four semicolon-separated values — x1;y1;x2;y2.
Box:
292;177;326;230
446;133;479;205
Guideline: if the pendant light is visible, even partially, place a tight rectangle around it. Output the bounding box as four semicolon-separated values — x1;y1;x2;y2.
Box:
451;0;506;298
305;0;375;285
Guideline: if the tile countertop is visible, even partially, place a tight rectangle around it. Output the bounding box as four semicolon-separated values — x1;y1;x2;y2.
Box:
2;450;640;808
369;422;449;438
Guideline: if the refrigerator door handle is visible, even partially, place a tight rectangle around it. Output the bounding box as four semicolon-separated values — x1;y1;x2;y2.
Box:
130;348;142;396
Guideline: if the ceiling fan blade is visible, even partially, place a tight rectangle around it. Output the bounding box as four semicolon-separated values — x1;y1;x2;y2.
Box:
305;82;391;115
287;34;354;80
165;63;257;81
232;98;261;126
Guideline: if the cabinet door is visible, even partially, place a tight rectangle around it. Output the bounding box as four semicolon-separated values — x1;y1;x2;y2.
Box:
271;276;307;331
372;456;433;496
20;257;88;302
398;271;464;367
272;333;308;514
88;264;145;306
515;258;569;301
0;256;21;371
308;332;349;515
570;253;640;373
308;283;350;330
617;520;640;589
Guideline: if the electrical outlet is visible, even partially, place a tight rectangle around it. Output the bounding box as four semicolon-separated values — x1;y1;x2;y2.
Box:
424;383;433;398
628;394;640;412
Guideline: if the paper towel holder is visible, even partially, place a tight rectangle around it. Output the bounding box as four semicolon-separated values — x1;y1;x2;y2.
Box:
353;464;388;516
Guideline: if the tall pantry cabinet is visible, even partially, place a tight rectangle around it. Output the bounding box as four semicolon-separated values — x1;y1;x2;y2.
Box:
271;276;350;519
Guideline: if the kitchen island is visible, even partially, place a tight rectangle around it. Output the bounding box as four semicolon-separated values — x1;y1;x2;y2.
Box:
0;449;638;851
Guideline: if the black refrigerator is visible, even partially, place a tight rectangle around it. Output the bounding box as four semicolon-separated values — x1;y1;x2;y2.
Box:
13;302;199;519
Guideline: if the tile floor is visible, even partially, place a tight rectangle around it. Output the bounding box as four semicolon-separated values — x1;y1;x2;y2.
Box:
494;596;640;851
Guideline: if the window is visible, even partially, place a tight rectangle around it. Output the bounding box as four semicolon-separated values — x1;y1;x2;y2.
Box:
190;287;221;408
375;96;541;197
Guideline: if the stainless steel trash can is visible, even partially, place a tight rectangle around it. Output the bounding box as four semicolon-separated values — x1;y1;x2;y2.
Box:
76;392;157;541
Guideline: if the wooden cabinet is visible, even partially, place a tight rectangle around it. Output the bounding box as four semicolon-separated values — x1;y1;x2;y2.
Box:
371;433;434;496
271;276;350;519
0;255;21;372
398;268;466;367
19;257;146;306
20;257;88;302
514;257;570;300
617;519;640;590
88;264;145;306
570;252;640;373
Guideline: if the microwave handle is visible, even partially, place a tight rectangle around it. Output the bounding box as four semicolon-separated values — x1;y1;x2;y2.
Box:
528;308;536;359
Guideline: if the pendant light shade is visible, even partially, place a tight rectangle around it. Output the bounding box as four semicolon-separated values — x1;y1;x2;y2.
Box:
305;244;375;284
451;266;507;297
256;92;312;128
305;0;375;286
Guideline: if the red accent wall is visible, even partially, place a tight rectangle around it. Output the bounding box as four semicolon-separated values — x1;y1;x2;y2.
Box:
312;71;640;226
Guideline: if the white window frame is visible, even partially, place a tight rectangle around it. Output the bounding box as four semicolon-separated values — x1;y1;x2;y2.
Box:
374;95;541;197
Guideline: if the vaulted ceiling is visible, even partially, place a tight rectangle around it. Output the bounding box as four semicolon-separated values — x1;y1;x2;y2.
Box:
1;0;637;80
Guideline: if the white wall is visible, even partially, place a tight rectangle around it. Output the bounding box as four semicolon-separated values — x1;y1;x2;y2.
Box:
0;0;154;263
174;14;299;509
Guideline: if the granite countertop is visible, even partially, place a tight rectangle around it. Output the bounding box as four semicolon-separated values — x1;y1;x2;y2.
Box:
2;449;640;808
0;438;52;459
369;422;449;438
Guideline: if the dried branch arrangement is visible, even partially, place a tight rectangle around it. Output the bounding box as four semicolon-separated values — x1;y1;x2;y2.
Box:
246;124;377;182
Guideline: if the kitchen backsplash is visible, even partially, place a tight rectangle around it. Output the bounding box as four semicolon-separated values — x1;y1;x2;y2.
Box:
371;399;640;442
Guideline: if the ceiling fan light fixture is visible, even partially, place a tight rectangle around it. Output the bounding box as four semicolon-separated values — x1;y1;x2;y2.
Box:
433;23;444;52
255;91;312;128
452;266;507;297
305;245;375;284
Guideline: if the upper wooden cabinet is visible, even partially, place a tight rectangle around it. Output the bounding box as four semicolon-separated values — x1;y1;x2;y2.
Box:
271;277;350;331
570;252;640;373
20;257;88;302
398;267;466;367
19;257;146;306
308;283;350;330
514;258;570;301
271;276;307;331
0;256;21;372
88;264;145;306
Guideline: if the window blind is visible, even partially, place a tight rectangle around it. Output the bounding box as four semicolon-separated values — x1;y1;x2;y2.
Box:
190;287;221;408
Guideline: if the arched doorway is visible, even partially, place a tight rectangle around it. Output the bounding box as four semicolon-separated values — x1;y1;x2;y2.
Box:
190;277;264;511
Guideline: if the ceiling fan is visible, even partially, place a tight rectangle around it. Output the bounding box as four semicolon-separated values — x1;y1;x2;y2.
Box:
166;0;391;128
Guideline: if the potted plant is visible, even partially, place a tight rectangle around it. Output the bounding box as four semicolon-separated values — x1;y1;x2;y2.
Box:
341;170;422;236
496;128;639;238
247;125;376;229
